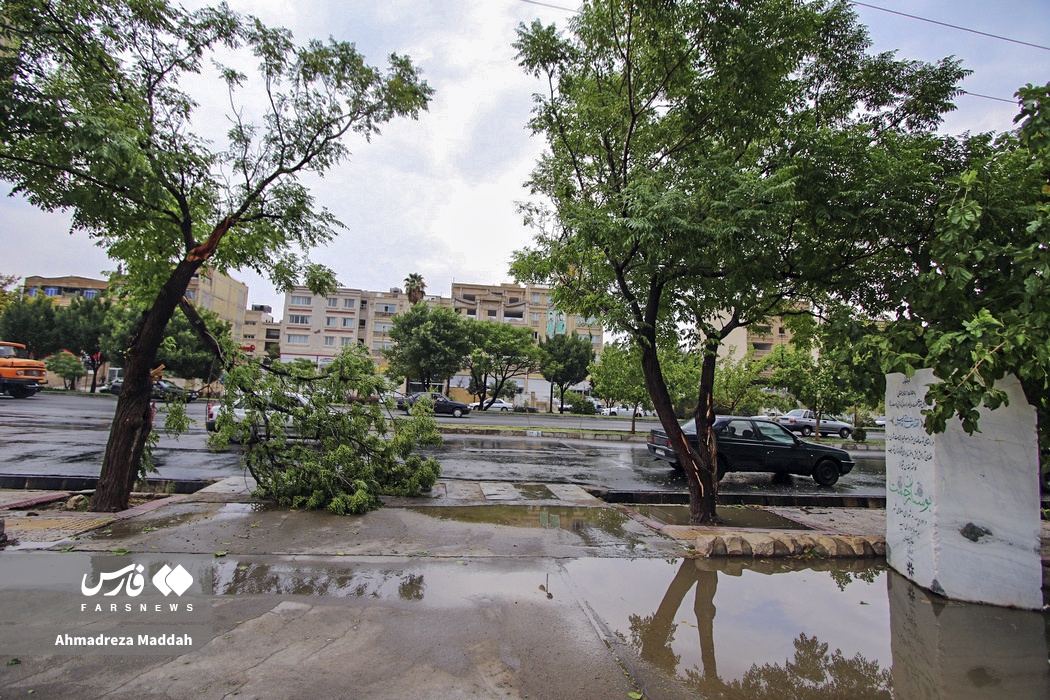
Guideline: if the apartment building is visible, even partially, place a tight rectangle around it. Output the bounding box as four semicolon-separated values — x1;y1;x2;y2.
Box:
277;286;453;366
238;304;277;359
450;282;603;352
186;270;248;340
23;275;108;305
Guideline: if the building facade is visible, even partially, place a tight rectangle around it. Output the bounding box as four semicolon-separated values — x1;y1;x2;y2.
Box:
23;275;108;306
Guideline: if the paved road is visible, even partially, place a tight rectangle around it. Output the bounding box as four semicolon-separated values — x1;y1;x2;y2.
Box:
0;393;886;498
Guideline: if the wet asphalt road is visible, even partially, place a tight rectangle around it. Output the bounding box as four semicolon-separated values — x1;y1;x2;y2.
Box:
0;393;886;497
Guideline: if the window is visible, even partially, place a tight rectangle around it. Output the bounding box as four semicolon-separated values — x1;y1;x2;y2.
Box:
360;299;368;308
184;290;196;300
265;329;280;339
378;303;397;314
344;298;356;309
466;309;476;317
245;320;256;326
372;340;393;351
341;337;354;347
287;334;308;345
531;293;542;304
325;316;337;327
530;313;539;324
83;289;97;299
343;318;355;328
359;319;367;329
290;294;312;306
374;322;393;333
327;297;338;307
504;310;523;320
463;294;476;302
486;309;497;317
288;314;310;325
243;334;255;340
324;336;335;346
27;288;36;297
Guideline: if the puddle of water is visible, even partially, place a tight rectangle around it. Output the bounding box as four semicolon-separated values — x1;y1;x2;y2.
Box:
408;504;650;549
514;483;556;500
631;504;812;530
564;557;1050;697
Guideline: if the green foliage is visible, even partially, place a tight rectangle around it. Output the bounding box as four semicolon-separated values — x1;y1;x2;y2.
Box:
0;274;19;316
538;334;594;408
403;273;426;304
385;304;471;391
560;390;592;415
45;351;86;390
1;0;433;510
213;346;442;515
588;340;651;412
875;83;1050;449
101;300;230;381
769;344;859;425
511;0;964;521
0;295;61;358
463;321;540;405
55;295;112;392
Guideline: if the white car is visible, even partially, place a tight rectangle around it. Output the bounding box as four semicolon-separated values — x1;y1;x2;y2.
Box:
601;404;633;416
468;398;515;411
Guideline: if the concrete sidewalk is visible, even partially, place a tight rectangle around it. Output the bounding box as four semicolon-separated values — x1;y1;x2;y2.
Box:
1;479;1047;699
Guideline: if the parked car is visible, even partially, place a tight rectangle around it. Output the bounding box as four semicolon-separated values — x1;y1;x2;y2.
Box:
207;393;309;441
647;416;855;486
106;377;197;402
402;392;471;418
151;379;198;402
776;409;853;438
468;398;514;411
601;404;632;416
873;416;886;427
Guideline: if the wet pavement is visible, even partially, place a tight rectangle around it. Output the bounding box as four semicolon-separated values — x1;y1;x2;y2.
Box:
2;478;1049;699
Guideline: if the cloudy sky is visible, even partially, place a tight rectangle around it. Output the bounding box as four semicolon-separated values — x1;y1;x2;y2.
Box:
5;0;1049;318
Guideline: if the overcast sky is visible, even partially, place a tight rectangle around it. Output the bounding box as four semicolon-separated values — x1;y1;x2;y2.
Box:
5;0;1049;318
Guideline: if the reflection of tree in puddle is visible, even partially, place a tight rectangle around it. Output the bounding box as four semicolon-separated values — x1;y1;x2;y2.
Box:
627;559;891;698
214;560;425;600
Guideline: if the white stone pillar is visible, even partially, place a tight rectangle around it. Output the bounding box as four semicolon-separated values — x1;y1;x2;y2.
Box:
885;369;1042;609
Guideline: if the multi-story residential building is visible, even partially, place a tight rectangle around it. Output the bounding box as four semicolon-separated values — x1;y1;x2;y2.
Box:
718;315;797;365
186;270;248;340
238;304;274;359
278;286;451;366
23;275;108;305
276;281;606;409
450;282;603;351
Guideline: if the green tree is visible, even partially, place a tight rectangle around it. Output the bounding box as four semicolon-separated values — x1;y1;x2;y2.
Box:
45;350;87;391
877;84;1050;460
770;345;858;439
385;304;470;392
538;334;594;411
463;322;541;408
55;295;112;393
0;274;19;315
101;301;231;384
213;345;442;514
0;295;61;358
512;0;964;522
0;0;432;511
588;340;650;430
403;273;426;304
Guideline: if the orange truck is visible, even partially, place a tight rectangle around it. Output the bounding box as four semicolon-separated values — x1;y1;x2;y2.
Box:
0;341;47;398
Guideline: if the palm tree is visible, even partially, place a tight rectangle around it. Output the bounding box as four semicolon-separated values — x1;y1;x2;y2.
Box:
404;273;426;304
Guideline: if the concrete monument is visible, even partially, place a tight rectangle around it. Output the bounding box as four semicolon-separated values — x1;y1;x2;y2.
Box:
885;368;1042;609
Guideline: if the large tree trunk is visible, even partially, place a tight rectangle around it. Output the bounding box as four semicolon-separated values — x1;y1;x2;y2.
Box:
91;261;205;511
639;339;719;524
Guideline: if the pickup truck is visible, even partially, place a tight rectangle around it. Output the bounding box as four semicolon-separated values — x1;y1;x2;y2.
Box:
776;409;853;439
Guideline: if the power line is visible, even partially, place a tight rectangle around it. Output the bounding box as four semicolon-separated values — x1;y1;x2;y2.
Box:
960;90;1017;105
850;1;1050;52
518;0;577;12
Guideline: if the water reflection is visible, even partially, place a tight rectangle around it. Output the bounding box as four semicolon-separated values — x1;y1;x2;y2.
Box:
566;558;1050;697
213;559;426;600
